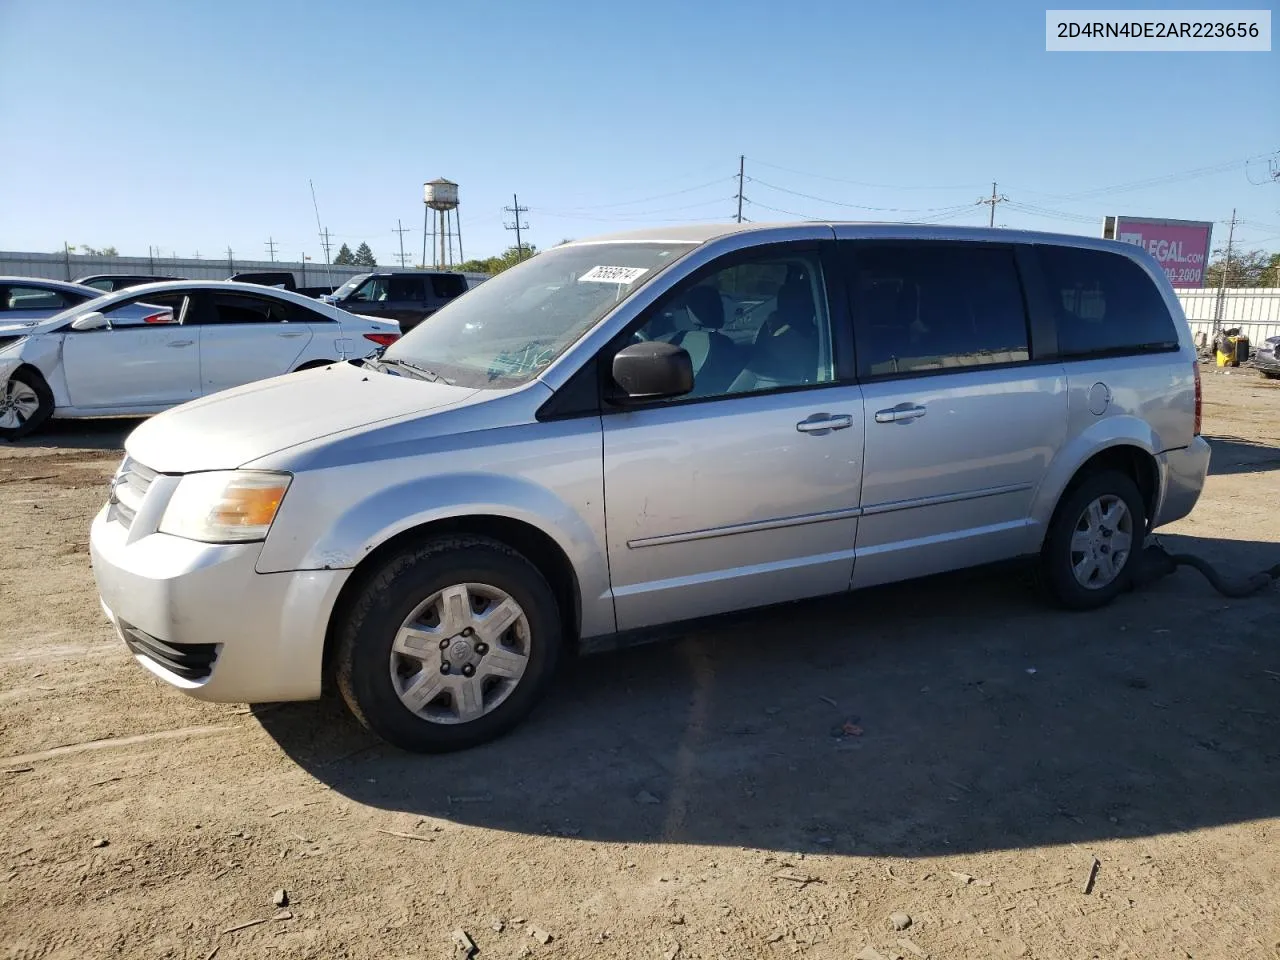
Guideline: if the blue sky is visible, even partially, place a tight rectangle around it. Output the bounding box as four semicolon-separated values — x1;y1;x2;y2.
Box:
1;0;1276;266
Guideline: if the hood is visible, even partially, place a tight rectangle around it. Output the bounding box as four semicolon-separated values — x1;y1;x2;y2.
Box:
126;361;480;473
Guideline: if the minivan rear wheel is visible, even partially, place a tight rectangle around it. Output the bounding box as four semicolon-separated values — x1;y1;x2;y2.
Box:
335;536;563;752
1041;469;1146;610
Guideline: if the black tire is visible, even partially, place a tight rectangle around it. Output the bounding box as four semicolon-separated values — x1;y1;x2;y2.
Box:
1040;469;1146;610
335;535;563;752
0;367;54;442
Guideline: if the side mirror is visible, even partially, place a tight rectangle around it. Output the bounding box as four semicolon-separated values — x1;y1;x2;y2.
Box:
611;341;694;402
70;312;108;331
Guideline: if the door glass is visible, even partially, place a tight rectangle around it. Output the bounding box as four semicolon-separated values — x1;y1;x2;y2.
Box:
632;249;834;399
348;277;388;302
5;287;67;311
430;274;467;299
201;294;287;324
852;244;1030;378
387;276;427;301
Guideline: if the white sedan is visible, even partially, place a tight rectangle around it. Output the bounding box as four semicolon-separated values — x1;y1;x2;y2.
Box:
0;281;402;440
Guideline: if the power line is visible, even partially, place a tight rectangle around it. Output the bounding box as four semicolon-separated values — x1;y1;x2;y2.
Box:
1017;151;1276;203
392;219;411;267
547;176;737;211
745;156;985;191
504;193;530;259
748;177;974;213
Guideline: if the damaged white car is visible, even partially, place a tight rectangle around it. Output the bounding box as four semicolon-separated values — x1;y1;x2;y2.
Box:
0;281;402;440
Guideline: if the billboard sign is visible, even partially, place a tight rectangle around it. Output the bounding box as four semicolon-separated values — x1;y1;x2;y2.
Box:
1102;216;1214;288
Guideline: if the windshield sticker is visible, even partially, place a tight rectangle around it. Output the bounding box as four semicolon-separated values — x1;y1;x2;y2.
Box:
577;265;649;284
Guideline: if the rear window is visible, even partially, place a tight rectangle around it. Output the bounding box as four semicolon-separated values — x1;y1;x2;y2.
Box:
1038;245;1178;357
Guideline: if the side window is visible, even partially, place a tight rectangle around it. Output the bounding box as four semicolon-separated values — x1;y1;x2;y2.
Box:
631;249;834;400
199;294;286;324
851;244;1030;378
387;276;427;301
1038;246;1178;357
347;277;388;302
4;286;68;311
431;274;468;299
84;279;114;292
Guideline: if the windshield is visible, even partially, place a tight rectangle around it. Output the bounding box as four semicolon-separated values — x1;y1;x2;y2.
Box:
331;274;370;299
382;242;694;388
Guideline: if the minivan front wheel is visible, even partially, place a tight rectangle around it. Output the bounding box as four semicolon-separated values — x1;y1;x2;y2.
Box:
1041;470;1146;610
335;536;562;752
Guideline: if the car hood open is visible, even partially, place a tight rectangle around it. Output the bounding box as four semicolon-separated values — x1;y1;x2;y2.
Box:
125;361;481;473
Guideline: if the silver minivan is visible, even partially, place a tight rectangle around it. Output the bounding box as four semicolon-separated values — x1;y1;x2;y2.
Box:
89;223;1211;752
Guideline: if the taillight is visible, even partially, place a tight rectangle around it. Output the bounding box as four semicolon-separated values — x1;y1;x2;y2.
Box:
1192;360;1202;436
364;333;400;347
143;311;171;324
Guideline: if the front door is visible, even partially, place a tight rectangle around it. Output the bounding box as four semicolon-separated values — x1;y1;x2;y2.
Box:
61;293;200;408
842;240;1068;588
602;242;865;630
192;292;313;395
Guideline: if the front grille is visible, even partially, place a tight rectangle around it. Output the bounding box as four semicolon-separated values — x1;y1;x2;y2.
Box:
119;620;218;681
110;458;157;529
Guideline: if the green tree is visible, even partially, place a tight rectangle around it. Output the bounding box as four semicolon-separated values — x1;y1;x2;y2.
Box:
453;244;538;276
1204;247;1271;288
1265;252;1280;288
354;242;377;267
333;243;355;265
78;244;118;256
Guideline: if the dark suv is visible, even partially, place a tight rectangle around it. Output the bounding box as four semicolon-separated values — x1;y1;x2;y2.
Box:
325;271;471;332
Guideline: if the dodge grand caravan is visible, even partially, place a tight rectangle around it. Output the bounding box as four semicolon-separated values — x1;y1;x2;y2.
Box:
89;223;1211;752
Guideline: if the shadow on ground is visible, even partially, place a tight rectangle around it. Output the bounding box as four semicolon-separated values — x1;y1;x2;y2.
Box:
1206;435;1280;477
257;534;1280;858
12;417;138;451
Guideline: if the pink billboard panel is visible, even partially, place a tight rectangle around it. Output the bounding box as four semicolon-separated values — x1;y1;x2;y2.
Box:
1111;217;1214;288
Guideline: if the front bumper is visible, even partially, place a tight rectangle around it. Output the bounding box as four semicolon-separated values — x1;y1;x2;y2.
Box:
90;505;350;702
1153;435;1212;528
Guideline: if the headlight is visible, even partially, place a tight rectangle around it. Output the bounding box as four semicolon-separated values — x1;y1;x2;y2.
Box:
158;471;292;543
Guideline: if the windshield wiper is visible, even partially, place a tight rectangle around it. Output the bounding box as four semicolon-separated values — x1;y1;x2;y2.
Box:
379;357;448;383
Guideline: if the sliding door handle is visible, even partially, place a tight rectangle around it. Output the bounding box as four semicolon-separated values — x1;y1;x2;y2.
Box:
874;404;927;424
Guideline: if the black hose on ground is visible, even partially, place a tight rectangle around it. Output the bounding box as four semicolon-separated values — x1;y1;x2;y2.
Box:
1131;542;1280;598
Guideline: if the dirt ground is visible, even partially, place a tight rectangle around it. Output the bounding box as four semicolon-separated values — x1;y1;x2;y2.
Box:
1;369;1278;960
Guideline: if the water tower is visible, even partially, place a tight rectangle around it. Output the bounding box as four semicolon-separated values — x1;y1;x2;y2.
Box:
423;178;463;268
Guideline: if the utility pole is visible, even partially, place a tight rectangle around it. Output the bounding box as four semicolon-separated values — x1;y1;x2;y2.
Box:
265;237;277;262
319;228;333;264
62;242;71;281
736;155;745;223
977;181;1007;228
226;246;234;276
148;245;156;275
1213;208;1237;326
503;194;530;260
393;219;411;267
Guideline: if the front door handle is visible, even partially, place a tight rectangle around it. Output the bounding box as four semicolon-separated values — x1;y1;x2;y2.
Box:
277;332;305;338
796;413;853;434
874;403;927;424
167;340;194;348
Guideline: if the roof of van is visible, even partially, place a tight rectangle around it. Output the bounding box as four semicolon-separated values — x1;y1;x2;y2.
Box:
563;221;1122;249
